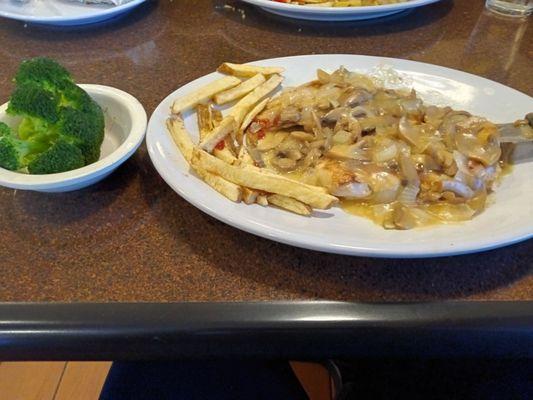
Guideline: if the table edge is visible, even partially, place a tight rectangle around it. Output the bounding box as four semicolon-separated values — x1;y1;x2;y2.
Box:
0;301;531;360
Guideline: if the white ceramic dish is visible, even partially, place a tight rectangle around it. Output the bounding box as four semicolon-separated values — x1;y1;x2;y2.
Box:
0;84;147;192
0;0;146;26
146;54;533;258
239;0;441;21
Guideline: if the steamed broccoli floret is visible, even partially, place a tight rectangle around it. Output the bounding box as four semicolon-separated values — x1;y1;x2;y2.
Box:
0;122;12;137
7;83;60;125
27;139;85;174
15;57;73;94
0;136;47;171
58;103;105;164
0;57;105;174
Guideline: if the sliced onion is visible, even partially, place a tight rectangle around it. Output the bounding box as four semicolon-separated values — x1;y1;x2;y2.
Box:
372;141;397;163
316;69;331;84
399;154;420;185
333;130;355;145
440;180;475;198
256;132;288;151
393;205;418;230
398;116;423;149
400;98;423;115
454;118;501;166
466;190;488;215
332;182;372;199
290;131;315;142
369;171;401;204
411;154;440;171
398;184;419;206
426;203;476;222
327;144;369;161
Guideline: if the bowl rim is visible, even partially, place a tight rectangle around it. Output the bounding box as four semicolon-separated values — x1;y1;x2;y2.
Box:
0;84;147;190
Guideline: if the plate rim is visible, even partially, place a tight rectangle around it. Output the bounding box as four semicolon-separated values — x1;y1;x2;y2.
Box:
146;54;533;258
0;0;146;23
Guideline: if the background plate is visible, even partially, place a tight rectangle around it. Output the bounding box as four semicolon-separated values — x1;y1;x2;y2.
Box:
146;54;533;258
0;0;146;25
239;0;442;21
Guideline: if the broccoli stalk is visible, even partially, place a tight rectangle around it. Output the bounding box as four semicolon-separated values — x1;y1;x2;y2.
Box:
0;57;105;174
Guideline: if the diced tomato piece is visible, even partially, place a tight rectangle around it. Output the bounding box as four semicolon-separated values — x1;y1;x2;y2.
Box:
215;140;225;150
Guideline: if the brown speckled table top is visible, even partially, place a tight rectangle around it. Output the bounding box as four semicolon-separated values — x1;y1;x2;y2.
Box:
0;0;531;302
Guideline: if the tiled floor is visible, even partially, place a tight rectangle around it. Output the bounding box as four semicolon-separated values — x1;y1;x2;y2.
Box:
0;362;111;400
0;361;331;400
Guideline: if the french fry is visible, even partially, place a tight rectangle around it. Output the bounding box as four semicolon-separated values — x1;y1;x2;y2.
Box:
197;104;214;142
218;62;285;78
197;105;236;162
212;107;223;124
240;97;270;132
166;115;194;161
191;148;338;209
172;76;241;114
227;74;283;126
256;195;269;206
213;140;238;164
236;146;261;203
166;116;242;202
242;187;259;205
267;194;312;216
214;74;266;105
200;116;236;153
236;145;310;211
237;146;254;165
194;166;242;203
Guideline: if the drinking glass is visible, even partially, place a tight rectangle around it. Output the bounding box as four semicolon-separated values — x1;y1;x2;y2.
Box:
485;0;532;17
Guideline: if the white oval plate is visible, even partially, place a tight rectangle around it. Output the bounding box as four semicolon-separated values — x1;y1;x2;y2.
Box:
146;54;533;258
239;0;441;21
0;0;146;26
0;84;147;192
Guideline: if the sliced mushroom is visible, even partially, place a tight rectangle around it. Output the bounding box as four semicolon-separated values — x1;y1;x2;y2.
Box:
271;155;297;171
286;149;303;161
339;88;372;108
322;107;352;124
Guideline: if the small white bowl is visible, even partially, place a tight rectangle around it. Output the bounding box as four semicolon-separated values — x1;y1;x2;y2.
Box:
0;84;147;192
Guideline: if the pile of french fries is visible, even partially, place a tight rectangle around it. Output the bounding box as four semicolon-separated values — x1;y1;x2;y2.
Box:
166;62;338;216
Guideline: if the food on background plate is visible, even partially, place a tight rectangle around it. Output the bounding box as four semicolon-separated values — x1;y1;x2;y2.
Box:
270;0;408;7
72;0;134;4
166;62;522;229
0;58;105;174
15;0;134;4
